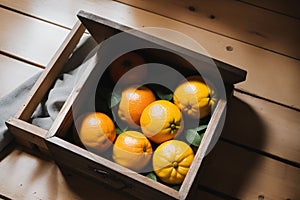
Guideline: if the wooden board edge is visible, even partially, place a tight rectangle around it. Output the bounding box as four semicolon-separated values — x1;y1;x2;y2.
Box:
46;136;180;199
179;99;227;199
14;20;86;121
5;117;49;155
77;10;247;85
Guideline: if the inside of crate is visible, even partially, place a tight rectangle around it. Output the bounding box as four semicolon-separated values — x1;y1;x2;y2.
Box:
47;13;234;198
49;34;227;195
5;10;245;199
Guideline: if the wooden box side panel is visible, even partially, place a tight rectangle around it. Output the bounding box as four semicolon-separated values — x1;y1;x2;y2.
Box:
5;21;86;152
5;117;49;155
179;99;227;199
46;136;179;200
46;12;236;200
15;21;86;122
47;53;99;139
77;10;247;85
47;98;227;200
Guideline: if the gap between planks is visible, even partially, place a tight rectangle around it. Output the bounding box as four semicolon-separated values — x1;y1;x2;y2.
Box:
0;0;299;110
0;2;298;163
0;7;90;68
239;0;300;20
0;146;223;200
0;2;298;198
222;90;300;165
0;7;70;67
0;4;72;31
114;0;300;60
0;2;299;165
198;140;300;200
0;4;91;34
0;54;42;98
0;50;45;69
1;140;299;200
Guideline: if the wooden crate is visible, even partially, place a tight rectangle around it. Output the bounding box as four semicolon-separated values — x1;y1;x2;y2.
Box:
6;10;247;200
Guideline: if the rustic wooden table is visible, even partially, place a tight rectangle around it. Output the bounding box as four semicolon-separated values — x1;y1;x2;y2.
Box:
0;1;299;199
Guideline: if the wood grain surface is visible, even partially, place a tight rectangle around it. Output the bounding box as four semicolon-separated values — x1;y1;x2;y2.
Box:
0;0;299;199
223;91;300;164
0;7;69;67
116;0;300;59
199;141;300;200
0;55;41;98
1;0;299;109
241;0;300;19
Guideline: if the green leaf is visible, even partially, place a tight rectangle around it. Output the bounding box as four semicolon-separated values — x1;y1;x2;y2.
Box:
195;124;208;133
146;172;157;181
185;129;203;147
116;127;128;136
150;84;173;101
172;185;181;191
157;92;173;101
116;128;123;136
108;91;121;108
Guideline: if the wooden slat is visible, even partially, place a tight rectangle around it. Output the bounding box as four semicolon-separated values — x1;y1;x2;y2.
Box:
5;117;48;148
116;0;300;60
1;143;299;200
3;142;299;200
222;91;300;164
0;7;69;67
180;99;227;199
0;54;41;98
241;0;300;19
2;141;299;200
77;10;246;85
15;21;86;121
1;0;299;109
199;141;300;200
47;137;180;200
0;2;298;200
0;146;226;199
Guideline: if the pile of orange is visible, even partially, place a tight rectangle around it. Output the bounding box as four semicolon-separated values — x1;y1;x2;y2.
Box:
73;52;216;186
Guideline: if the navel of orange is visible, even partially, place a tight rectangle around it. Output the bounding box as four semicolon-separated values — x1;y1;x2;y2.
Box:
153;140;195;185
173;75;216;119
112;131;153;171
140;100;183;144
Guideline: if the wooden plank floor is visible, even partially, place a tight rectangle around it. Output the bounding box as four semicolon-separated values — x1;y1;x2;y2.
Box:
0;1;299;199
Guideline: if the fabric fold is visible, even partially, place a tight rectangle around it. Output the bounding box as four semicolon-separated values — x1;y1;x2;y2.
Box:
0;36;98;152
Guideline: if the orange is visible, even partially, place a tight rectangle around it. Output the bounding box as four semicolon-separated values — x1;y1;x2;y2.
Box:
173;75;216;119
74;112;116;154
140;100;183;144
152;140;194;185
108;52;147;85
118;86;156;129
112;131;153;171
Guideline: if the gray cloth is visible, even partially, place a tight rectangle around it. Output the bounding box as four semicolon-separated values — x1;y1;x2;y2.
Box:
0;36;97;152
0;72;41;152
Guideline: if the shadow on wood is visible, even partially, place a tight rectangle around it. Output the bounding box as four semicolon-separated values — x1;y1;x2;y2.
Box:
197;95;266;198
222;95;266;152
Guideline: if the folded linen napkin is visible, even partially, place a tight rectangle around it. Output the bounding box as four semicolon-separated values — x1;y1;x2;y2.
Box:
0;36;97;152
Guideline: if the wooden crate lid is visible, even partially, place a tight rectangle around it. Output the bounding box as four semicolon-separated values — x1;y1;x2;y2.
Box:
77;10;247;85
